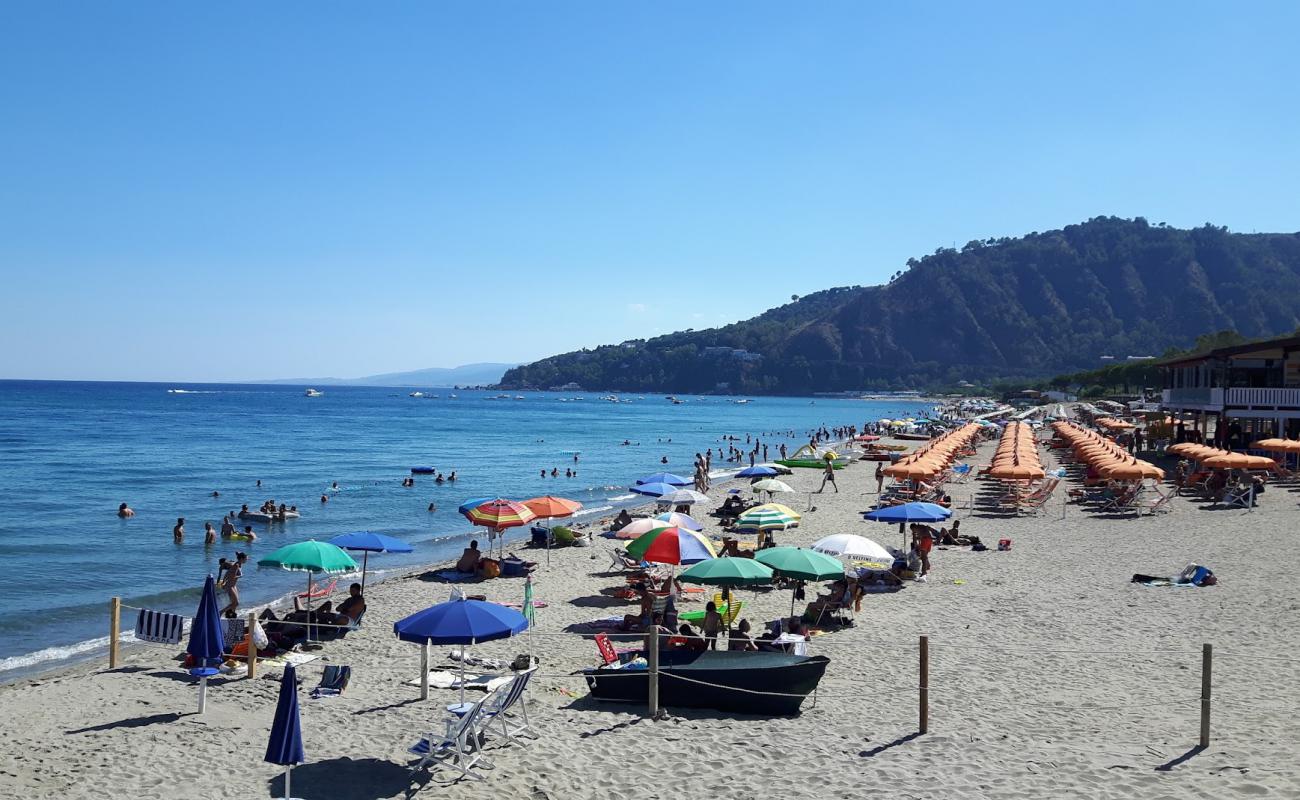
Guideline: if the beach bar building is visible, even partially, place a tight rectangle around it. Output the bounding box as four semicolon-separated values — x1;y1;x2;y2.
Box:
1159;334;1300;446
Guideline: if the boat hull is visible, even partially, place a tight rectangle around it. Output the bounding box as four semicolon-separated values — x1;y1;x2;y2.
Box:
775;459;847;469
583;650;830;715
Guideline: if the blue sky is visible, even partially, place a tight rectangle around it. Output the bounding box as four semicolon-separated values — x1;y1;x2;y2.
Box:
3;2;1298;381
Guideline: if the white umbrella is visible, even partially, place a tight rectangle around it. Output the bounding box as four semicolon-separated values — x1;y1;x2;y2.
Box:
660;489;709;505
812;533;893;563
751;479;793;494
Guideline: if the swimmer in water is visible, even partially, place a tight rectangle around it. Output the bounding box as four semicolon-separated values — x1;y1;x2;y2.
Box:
242;525;258;541
321;494;329;503
204;522;217;544
332;481;339;491
118;502;134;518
220;515;235;538
173;517;185;543
428;502;437;512
211;490;220;498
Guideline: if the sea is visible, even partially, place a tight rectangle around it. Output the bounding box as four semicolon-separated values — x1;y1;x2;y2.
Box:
0;380;929;681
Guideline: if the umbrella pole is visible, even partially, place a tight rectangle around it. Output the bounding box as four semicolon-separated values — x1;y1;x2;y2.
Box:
305;573;314;643
459;642;467;706
198;675;207;714
420;641;429;700
361;552;369;593
284;765;292;800
545;516;551;568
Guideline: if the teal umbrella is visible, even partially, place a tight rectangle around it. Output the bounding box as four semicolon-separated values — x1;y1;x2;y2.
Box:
754;546;845;618
679;557;774;587
259;541;358;640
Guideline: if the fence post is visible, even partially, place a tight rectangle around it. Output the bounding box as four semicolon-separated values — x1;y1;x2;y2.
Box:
246;611;258;679
919;635;929;734
648;626;660;719
108;597;121;669
1200;642;1212;747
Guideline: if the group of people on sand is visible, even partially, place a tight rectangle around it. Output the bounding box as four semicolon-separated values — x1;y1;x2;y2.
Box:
256;583;367;647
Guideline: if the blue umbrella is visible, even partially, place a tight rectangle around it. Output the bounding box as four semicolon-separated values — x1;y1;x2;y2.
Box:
862;502;953;523
629;481;677;497
328;531;414;592
457;496;495;515
265;664;305;800
394;597;528;704
635;472;691;486
735;465;779;479
186;574;225;714
863;502;953;550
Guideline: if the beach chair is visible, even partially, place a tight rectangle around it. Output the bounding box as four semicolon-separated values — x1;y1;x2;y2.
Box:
719;600;744;627
608;548;643;572
409;697;493;781
1140;489;1174;516
310;664;351;698
480;666;538;744
298;578;338;600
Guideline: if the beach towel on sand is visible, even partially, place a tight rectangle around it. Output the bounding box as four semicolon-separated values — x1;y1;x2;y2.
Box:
404;671;512;692
433;569;478;583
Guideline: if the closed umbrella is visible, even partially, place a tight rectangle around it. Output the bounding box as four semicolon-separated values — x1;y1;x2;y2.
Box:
265;664;305;800
328;531;413;592
186;575;225;714
394;597;529;706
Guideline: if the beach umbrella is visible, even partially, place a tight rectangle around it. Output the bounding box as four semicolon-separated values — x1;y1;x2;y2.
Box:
757;462;794;475
258;541;358;638
327;531;413;592
678;556;774;587
463;498;537;558
635;472;692;486
735;465;779;478
750;479;793;498
754;546;845;616
863;502;953;549
457;496;495;515
523;495;582;566
655;511;703;531
811;533;893;564
660;489;710;505
625;526;717;565
734;505;800;532
186;575;225;714
630;481;677;498
394;597;528;705
265;664;305;800
613;517;671;539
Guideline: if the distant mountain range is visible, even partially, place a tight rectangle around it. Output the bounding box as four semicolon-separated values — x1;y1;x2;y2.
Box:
258;363;519;388
497;217;1300;393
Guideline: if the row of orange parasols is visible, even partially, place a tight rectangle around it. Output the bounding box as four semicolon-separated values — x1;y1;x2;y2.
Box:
1167;443;1277;471
988;422;1046;480
1250;438;1300;454
1051;421;1165;480
1095;417;1136;430
881;423;982;480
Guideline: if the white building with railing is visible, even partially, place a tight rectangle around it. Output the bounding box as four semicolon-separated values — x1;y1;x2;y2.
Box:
1160;334;1300;445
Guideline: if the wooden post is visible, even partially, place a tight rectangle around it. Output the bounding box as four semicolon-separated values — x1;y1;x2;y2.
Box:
919;635;929;734
1200;642;1212;747
246;611;258;679
420;641;430;700
108;597;121;669
647;625;660;718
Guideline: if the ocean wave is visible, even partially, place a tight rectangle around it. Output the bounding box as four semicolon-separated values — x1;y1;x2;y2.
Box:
573;505;613;517
0;634;116;675
608;493;636;501
167;389;218;394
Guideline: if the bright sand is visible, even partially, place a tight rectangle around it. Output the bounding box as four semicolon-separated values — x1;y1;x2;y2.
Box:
2;439;1298;799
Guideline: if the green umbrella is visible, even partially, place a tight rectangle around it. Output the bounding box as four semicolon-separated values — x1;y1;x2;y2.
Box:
679;557;774;586
754;546;845;619
258;541;358;640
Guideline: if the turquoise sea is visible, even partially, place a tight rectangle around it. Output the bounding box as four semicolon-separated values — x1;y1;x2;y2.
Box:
0;380;928;680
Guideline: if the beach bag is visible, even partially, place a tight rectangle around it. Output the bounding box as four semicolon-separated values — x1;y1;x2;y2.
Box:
478;558;501;579
998;538;1012;551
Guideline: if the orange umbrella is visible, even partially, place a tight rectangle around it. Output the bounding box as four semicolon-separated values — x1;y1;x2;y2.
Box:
522;495;583;519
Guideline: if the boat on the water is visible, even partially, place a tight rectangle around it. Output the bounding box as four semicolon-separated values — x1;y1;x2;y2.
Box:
304;388;323;397
410;466;436;474
409;391;424;398
238;510;300;522
583;650;830;715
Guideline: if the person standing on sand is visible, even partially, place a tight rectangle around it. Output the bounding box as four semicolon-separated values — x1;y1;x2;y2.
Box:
173;517;185;542
816;459;838;493
875;463;885;494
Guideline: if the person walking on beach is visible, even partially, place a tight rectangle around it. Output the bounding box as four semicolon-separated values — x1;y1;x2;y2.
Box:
220;552;247;616
875;463;885;494
173;517;185;542
702;601;722;650
816;459;838;493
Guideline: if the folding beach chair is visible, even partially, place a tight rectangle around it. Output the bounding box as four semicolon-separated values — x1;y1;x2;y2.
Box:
310;664;351;698
297;578;338;600
409;697;493;781
480;666;539;744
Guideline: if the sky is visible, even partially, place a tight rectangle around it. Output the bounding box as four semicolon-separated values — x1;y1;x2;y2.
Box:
2;2;1299;382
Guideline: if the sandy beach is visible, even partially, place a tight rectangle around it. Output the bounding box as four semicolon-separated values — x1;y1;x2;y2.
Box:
2;435;1299;800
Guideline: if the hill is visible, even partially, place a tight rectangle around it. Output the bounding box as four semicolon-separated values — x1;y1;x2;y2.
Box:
496;217;1300;393
258;362;518;387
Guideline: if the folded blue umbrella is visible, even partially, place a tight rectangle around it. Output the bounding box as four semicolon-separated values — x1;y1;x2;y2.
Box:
736;466;779;478
186;575;225;714
265;664;305;799
635;472;691;486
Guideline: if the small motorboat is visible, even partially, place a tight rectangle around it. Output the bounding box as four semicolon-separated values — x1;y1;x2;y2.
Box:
304;388;323;397
583;650;830;716
410;466;436;475
409;391;425;398
238;509;301;522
